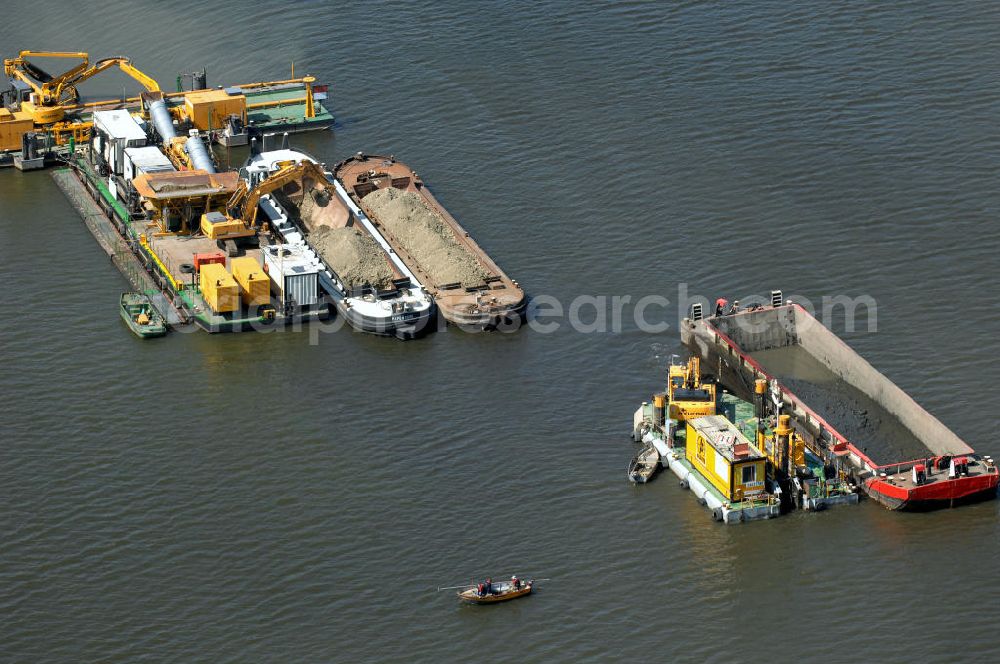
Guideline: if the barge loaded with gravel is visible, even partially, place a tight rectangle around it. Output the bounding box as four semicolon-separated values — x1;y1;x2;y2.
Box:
680;292;998;511
333;154;525;330
243;147;435;338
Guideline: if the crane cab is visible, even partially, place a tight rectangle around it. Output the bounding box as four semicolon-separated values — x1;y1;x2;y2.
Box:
667;356;717;423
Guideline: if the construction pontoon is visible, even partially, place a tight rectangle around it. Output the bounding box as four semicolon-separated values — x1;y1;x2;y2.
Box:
681;293;998;511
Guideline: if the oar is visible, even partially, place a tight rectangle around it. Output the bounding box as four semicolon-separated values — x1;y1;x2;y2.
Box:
437;583;475;591
436;577;553;591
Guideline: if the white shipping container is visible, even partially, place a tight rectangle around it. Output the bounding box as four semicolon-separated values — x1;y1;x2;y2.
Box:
92;110;147;176
123;146;175;181
263;245;320;307
284;270;319;307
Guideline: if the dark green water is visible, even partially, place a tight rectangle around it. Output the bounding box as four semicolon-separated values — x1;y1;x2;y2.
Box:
2;1;999;661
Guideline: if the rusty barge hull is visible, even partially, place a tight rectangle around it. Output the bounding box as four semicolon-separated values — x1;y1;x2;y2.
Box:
333;154;525;330
681;302;998;511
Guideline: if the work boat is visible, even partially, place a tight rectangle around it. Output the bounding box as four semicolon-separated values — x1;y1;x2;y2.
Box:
457;579;533;604
242;146;435;339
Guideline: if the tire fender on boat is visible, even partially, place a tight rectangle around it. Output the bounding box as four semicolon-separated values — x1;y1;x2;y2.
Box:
678;478;689;490
712;508;723;522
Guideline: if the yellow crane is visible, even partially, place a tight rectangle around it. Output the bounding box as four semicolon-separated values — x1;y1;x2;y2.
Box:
3;51;90;105
4;51;160;124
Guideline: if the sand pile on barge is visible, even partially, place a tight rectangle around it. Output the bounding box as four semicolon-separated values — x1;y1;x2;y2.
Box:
362;187;489;288
311;226;394;290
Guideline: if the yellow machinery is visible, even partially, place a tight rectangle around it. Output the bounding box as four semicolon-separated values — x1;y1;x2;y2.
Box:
0;108;34;151
4;51;90;108
183;89;247;132
199;263;240;313
200;211;252;240
4;50;322;151
686;415;767;502
230;256;270;306
4;51;160;124
131;169;242;233
667;356;717;422
226;160;329;228
766;414;806;476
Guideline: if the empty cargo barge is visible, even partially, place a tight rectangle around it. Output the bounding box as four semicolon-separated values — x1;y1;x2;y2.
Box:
680;294;999;511
333;154;525;330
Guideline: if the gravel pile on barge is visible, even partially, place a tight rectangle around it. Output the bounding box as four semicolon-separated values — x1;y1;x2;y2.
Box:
311;226;394;290
362;187;489;288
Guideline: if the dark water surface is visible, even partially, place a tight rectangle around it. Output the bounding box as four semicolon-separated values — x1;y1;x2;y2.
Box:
2;1;999;661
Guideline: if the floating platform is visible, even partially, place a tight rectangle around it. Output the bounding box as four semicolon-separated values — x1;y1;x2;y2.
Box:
681;299;999;511
52;157;329;332
2;79;334;170
634;391;856;524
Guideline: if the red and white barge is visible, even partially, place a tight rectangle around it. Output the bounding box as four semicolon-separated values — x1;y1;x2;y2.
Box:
681;294;998;511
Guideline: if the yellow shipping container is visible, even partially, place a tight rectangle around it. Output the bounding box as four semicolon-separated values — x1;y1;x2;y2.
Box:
184;89;247;131
230;256;270;307
199;263;240;313
0;108;34;152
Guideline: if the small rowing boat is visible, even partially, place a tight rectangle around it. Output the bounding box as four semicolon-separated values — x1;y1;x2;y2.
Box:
628;443;660;483
457;579;533;604
120;292;166;338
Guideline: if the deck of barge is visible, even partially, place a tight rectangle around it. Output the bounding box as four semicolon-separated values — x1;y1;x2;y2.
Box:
53;152;329;332
51;166;184;326
2;81;333;169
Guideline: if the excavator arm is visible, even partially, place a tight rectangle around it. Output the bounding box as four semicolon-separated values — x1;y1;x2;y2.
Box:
227;161;329;228
51;56;160;106
3;51;90;104
4;51;160;110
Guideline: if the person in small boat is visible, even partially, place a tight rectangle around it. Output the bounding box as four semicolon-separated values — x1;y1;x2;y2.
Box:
477;583;485;597
511;575;520;590
485;578;493;595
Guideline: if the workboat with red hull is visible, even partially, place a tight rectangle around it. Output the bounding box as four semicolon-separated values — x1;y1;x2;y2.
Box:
681;293;999;512
333;154;526;330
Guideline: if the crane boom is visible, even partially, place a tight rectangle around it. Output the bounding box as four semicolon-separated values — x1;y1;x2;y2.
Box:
51;56;161;106
227;161;330;228
3;51;160;120
3;51;90;103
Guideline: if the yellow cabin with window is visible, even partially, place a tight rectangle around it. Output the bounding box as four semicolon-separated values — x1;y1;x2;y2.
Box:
686;415;766;502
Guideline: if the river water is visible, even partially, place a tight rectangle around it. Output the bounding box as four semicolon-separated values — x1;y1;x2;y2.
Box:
2;1;999;661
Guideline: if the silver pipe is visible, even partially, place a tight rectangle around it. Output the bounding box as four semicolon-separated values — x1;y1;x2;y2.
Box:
184;133;216;173
147;99;177;142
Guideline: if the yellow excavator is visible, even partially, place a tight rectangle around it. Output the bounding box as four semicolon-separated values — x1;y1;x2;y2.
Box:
225;160;330;229
4;51;160;124
666;356;717;422
194;160;330;245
